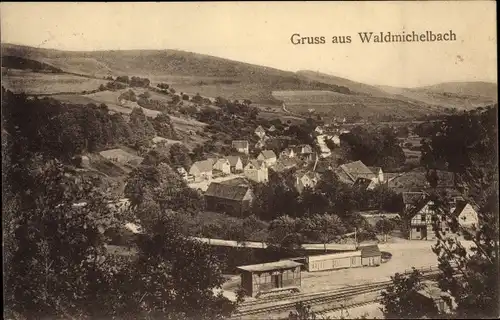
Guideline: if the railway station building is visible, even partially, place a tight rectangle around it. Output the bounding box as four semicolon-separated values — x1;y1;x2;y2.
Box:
236;260;302;297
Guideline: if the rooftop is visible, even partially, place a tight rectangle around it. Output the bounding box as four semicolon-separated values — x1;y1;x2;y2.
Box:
191;159;215;173
237;260;302;272
260;150;277;159
225;155;241;166
360;244;381;258
204;182;251;201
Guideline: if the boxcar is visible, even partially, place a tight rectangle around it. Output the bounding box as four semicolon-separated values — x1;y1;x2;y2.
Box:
306;250;362;272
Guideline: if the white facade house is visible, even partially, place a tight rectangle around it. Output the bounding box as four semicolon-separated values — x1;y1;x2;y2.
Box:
244;160;268;183
213;158;231;174
257;150;277;167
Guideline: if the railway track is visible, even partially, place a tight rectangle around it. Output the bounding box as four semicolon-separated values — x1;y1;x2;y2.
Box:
238;265;441;310
232;268;442;318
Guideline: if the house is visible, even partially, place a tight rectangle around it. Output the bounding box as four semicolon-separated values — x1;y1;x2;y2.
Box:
404;192;442;240
255;125;266;139
237;260;302;297
452;200;479;229
415;281;457;315
204;182;254;216
294;144;314;161
225;156;244;173
213;158;231;175
232;140;249;154
368;167;384;183
272;157;300;173
244;160;268;183
189;160;213;182
176;167;189;180
329;134;341;147
255;135;270;149
72;155;90;168
268;125;276;132
280;147;295;159
314;126;324;134
257;150;277;167
335;161;378;190
359;245;382;266
99;149;144;166
295;171;321;193
206;157;218;165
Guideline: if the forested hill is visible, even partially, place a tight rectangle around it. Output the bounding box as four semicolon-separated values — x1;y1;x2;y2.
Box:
1;43;351;100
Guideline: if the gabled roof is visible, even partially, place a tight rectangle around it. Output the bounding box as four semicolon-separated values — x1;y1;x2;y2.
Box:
278;157;299;168
294;144;313;154
368;166;382;174
301;171;320;181
237;260;302;272
339;161;376;182
191;160;214;173
255;125;266;133
360;245;381;258
352;177;373;190
225;155;242;167
214;158;230;166
260;150;277;159
246;159;266;169
281;148;294;155
268;125;276;131
334;167;355;184
204;182;251;201
232;140;249;149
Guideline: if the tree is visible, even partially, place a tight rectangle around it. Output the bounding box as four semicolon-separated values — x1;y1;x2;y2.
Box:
124;163;203;217
4;160;126;319
380;268;439;319
388;106;499;319
121;214;236;319
375;218;396;242
152;112;178;139
430;188;499;318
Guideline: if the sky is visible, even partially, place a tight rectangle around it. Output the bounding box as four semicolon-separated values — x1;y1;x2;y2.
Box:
1;1;497;87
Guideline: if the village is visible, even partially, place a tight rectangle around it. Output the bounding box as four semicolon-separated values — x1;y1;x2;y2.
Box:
3;3;496;318
105;118;480;318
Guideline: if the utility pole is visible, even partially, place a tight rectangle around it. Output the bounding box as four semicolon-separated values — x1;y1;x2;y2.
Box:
354;228;357;248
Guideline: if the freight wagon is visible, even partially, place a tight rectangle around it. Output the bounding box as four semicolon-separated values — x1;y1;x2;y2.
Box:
288;245;382;272
307;250;362;272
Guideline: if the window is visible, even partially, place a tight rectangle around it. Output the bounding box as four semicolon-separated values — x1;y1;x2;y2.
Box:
421;214;427;221
416;227;420;232
445;227;450;232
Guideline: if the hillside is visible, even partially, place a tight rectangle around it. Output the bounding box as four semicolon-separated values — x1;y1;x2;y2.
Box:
1;43;350;104
379;81;497;110
296;70;393;98
2;43;496;119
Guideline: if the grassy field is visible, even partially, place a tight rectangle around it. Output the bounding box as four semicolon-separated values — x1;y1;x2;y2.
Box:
2;69;108;94
272;90;440;120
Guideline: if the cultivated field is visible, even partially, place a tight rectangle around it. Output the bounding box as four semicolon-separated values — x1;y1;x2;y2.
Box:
272;90;437;120
2;69;108;94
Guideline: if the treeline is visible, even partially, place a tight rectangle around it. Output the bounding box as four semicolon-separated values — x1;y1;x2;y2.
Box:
3;159;237;319
420;104;498;203
1;87;178;162
251;170;403;221
1;55;63;73
339;126;406;170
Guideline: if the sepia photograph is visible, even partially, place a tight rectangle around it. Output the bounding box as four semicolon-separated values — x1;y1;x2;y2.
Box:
1;1;498;319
